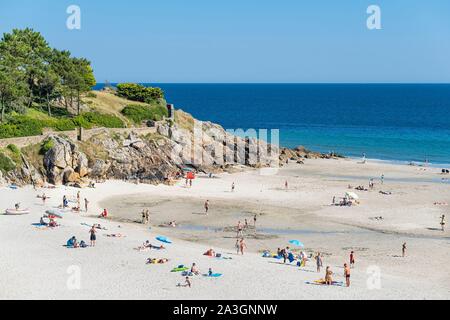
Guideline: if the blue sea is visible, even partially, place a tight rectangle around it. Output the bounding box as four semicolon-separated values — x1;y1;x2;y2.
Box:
94;84;450;166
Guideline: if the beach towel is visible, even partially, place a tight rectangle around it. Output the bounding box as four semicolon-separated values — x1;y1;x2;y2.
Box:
156;236;172;244
171;267;189;273
204;273;222;278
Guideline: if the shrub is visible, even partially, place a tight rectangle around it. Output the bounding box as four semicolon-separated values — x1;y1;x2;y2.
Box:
40;139;54;155
116;83;164;103
77;112;124;128
121;104;168;123
7;144;20;155
0;152;16;173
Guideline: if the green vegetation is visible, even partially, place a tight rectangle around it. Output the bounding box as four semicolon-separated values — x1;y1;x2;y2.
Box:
116;83;164;103
39;138;54;155
0;28;96;120
121;104;168;123
0;151;15;173
0;110;124;139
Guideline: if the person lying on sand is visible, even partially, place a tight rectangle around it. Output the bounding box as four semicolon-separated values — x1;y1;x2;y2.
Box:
72;206;81;212
146;258;169;264
204;249;216;257
379;191;392;195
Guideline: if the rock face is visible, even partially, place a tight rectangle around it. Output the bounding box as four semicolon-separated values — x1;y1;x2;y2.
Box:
0;116;326;187
43;135;90;185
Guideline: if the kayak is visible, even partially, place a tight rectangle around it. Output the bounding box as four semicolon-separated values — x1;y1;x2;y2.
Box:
4;208;30;215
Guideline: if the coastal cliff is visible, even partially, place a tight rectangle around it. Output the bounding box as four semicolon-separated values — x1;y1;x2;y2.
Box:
0;110;324;187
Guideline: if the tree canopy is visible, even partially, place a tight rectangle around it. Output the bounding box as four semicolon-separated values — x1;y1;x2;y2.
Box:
0;28;96;121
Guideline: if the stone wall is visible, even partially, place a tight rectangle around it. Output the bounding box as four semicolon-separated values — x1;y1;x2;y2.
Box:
0;127;157;149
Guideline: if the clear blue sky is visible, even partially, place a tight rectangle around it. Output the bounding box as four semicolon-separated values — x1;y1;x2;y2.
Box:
1;0;449;83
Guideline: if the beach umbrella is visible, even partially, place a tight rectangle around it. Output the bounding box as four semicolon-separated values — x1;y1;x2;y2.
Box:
289;240;304;247
345;192;359;200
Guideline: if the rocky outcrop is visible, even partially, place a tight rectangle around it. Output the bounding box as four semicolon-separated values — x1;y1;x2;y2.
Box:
0;115;328;187
43;136;90;185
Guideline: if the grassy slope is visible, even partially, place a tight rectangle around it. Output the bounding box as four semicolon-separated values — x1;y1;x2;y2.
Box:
84;90;150;127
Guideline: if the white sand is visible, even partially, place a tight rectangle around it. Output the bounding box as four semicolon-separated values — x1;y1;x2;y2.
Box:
1;158;449;300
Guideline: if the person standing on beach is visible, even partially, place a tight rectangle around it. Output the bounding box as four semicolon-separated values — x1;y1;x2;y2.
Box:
350;251;355;268
402;242;407;257
325;266;333;285
344;263;351;287
204;200;209;215
235;239;240;254
84;198;89;213
236;221;243;237
89;225;97;247
253;214;257;228
231;182;235;192
440;215;446;231
285;180;288;190
315;253;323;272
77;191;81;207
239;238;247;255
381;174;385;185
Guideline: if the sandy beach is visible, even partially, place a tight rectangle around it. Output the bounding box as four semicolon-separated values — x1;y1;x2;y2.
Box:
1;157;449;300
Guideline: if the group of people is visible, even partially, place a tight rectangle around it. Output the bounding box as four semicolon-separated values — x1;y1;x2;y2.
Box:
66;224;98;248
141;209;150;224
61;192;89;213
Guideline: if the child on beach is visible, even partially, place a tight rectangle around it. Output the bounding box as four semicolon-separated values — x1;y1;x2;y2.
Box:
239;238;247;255
178;277;191;288
350;251;355;268
235;239;240;254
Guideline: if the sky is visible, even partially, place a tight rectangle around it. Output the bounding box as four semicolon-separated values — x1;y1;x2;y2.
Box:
1;0;449;83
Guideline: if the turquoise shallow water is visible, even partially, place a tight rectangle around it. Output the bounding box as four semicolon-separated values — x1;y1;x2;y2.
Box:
95;84;450;166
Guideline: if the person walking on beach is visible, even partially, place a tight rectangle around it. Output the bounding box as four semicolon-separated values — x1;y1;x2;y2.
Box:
402;242;407;257
315;253;323;272
244;219;248;230
231;182;235;192
63;195;67;208
204;200;209;215
236;221;243;237
89;225;97;247
440;214;446;231
350;251;355;268
332;196;336;205
344;263;351;287
77;191;81;207
235;239;240;255
285;180;289;190
381;174;385;185
239;238;247;255
84;198;89;212
253;214;257;228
